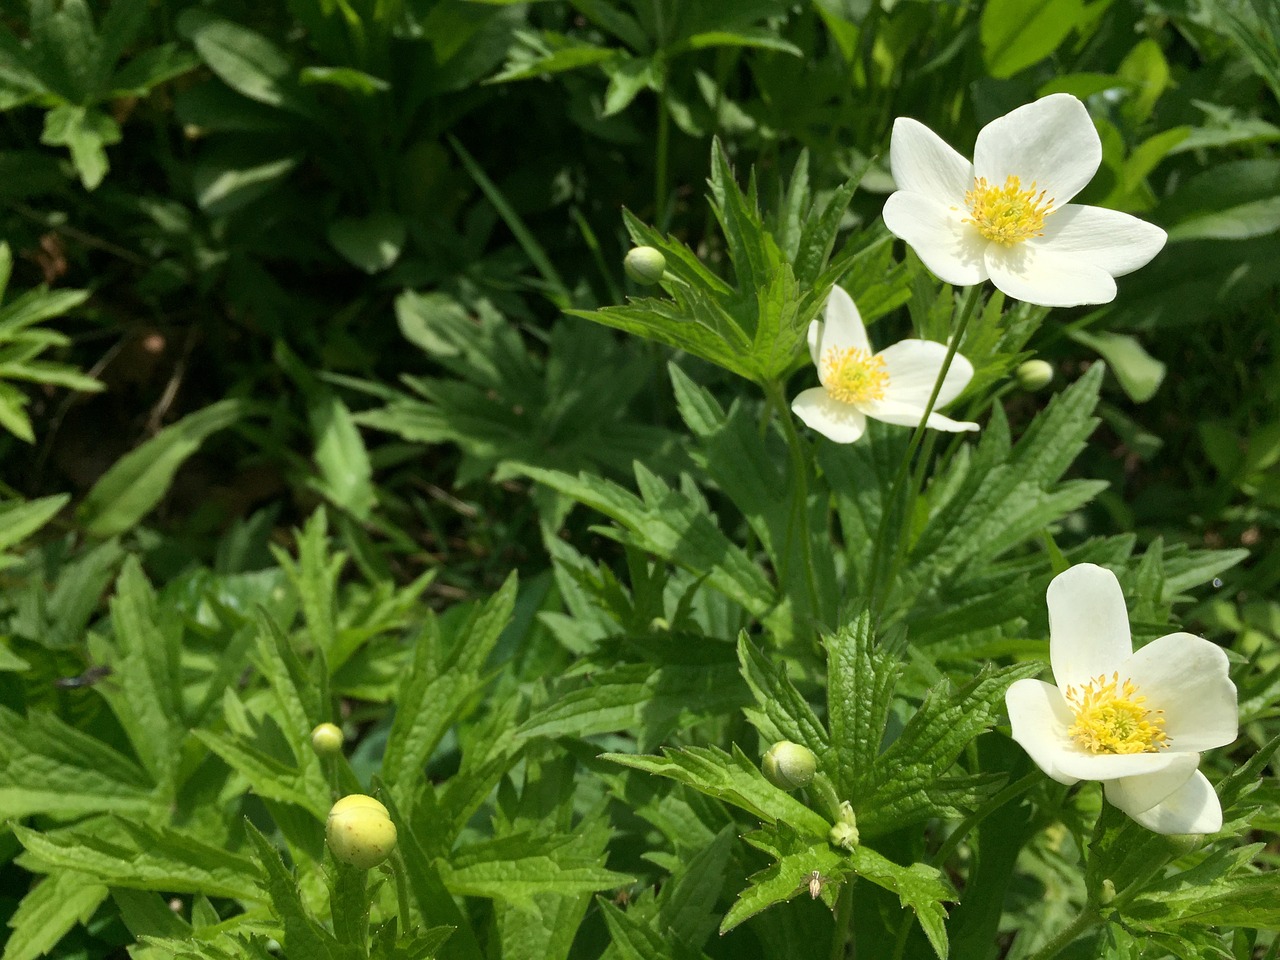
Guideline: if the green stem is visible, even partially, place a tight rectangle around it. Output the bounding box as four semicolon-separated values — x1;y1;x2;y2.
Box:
766;379;821;632
867;286;983;619
1026;906;1099;960
829;878;855;960
654;71;671;230
390;850;413;933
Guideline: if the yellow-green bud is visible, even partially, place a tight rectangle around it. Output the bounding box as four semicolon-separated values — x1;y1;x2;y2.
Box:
762;740;816;791
326;794;397;869
1015;359;1054;391
1099;878;1116;905
624;246;666;285
829;821;859;850
311;722;344;756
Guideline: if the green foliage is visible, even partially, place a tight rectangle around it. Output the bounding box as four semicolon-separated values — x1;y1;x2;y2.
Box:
0;1;1278;959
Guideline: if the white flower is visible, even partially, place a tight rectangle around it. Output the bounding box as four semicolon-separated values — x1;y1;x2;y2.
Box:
882;94;1167;308
1005;563;1238;835
790;285;978;444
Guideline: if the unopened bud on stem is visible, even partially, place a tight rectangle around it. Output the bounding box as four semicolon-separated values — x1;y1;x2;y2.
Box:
326;794;397;869
311;722;344;756
762;740;816;791
1016;359;1054;391
624;246;666;285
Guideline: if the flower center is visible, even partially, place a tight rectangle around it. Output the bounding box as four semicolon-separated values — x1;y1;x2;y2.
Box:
963;175;1054;246
1064;673;1169;755
822;347;888;405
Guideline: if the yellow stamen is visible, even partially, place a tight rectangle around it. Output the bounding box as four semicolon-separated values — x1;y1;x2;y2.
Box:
963;175;1054;246
822;347;888;405
1064;673;1169;755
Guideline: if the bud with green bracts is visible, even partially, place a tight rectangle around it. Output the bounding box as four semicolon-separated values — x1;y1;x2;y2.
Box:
762;740;816;791
326;794;397;869
829;801;859;850
624;246;666;285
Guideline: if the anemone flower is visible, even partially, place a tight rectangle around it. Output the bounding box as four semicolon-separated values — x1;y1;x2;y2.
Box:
790;285;977;444
883;94;1167;307
1005;563;1237;834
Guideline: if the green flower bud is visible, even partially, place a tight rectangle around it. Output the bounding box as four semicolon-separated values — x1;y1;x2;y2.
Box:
762;740;816;791
326;794;397;869
1099;878;1116;905
829;821;859;851
311;722;344;756
624;246;666;285
1015;359;1054;391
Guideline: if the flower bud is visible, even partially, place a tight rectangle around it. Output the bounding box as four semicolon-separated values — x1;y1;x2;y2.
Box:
829;821;859;850
326;794;397;869
1015;359;1054;391
624;246;666;285
762;740;816;791
828;800;859;849
1099;878;1116;905
310;722;344;756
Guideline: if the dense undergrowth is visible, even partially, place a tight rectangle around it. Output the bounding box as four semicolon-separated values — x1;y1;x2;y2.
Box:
1;1;1279;958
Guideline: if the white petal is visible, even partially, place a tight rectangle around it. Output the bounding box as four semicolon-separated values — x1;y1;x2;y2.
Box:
1005;678;1079;785
860;397;979;432
807;320;822;367
972;94;1101;207
1117;770;1222;835
1053;747;1198;783
1033;204;1168;278
1103;754;1201;816
985;241;1117;307
1047;564;1132;691
877;340;974;408
817;285;872;360
889;116;973;207
791;387;867;443
1123;633;1238;753
882;191;989;287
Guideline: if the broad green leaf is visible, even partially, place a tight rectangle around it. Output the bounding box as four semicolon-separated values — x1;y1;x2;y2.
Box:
0;706;154;820
0;493;69;555
298;66;390;95
79;398;248;538
604;744;830;837
306;391;377;520
437;837;632;910
192;149;300;216
824;612;902;801
1;869;109;960
176;10;318;117
1070;330;1166;402
39;104;121;189
14;821;260;898
981;0;1095;78
737;634;831;763
245;826;341;959
720;834;848;932
847;846;954;959
520;464;777;621
383;574;517;805
328;213;407;274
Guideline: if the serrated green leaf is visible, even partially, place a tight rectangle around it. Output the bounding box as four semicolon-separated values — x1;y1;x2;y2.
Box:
1;869;108;960
14;822;259;898
604;744;829;837
383;574;517;805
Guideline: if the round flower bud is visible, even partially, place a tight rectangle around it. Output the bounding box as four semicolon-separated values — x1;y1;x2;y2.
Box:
624;246;666;285
310;722;344;756
761;740;816;791
1099;878;1116;905
326;794;397;869
1015;359;1054;392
